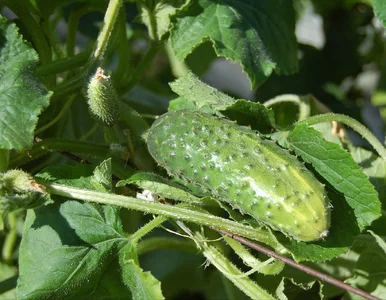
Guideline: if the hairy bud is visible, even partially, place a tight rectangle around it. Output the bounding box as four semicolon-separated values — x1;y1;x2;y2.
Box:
87;67;119;127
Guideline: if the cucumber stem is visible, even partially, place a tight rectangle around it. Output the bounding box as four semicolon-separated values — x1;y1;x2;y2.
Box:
92;0;123;63
299;113;386;160
44;182;279;249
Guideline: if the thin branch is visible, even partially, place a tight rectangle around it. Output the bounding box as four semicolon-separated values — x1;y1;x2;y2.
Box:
212;228;381;300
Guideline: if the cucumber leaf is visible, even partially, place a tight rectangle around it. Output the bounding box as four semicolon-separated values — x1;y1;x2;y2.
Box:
171;0;298;87
169;71;235;110
16;200;130;299
120;248;164;300
169;72;275;132
287;124;381;230
91;158;113;191
17;161;163;299
0;16;51;149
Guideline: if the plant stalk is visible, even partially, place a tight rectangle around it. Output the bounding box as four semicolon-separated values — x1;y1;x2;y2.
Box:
44;182;280;249
92;0;123;63
298;113;386;160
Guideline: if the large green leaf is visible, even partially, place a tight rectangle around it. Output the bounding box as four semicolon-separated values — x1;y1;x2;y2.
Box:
17;162;163;299
0;16;51;149
171;0;298;87
287;124;381;230
16;200;130;299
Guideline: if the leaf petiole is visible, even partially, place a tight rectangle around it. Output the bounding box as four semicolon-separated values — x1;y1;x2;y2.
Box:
298;113;386;160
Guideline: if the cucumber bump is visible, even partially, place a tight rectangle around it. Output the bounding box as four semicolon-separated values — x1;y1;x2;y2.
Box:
146;110;331;242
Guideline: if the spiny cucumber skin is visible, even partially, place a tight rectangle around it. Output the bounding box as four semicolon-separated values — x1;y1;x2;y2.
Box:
147;110;331;242
87;67;119;127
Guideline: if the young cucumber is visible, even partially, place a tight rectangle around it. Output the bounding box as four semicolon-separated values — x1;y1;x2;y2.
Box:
146;110;331;242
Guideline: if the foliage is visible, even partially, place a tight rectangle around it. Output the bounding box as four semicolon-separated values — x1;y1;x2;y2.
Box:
0;0;385;299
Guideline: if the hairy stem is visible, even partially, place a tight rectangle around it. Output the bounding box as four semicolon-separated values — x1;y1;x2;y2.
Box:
53;0;122;99
147;3;158;41
44;182;280;249
92;0;123;63
224;236;284;276
131;216;167;242
298;113;386;160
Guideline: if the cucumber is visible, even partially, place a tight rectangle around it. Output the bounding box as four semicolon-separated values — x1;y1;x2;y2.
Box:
87;67;119;127
146;110;330;242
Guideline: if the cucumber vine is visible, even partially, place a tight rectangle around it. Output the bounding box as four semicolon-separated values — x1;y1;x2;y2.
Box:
0;1;385;299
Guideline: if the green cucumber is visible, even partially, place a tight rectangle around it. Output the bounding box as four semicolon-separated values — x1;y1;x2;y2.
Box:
146;110;330;242
87;67;119;127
